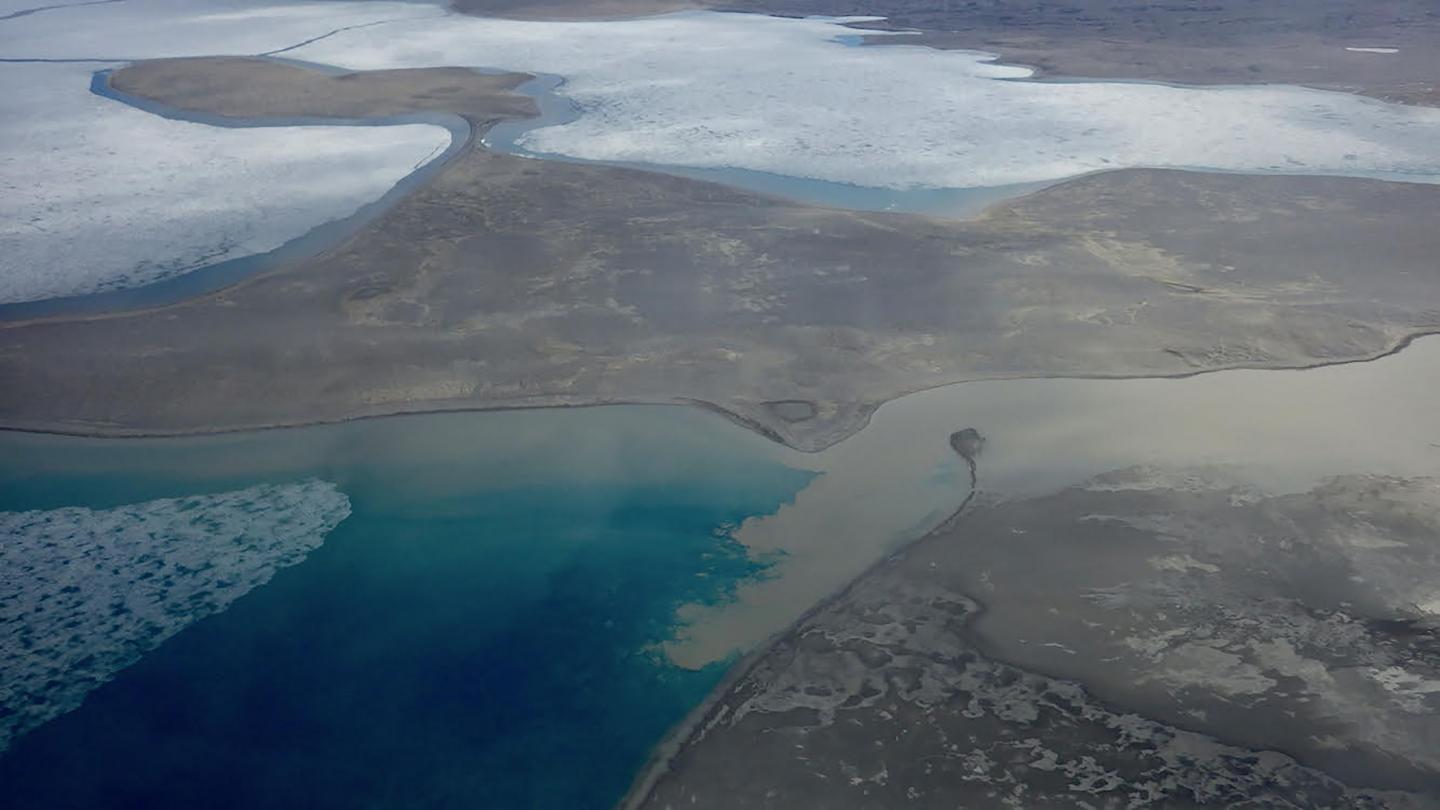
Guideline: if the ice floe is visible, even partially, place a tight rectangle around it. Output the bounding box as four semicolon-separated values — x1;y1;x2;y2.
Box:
0;480;350;750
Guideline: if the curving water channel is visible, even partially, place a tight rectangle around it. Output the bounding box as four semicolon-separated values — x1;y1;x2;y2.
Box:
666;334;1440;667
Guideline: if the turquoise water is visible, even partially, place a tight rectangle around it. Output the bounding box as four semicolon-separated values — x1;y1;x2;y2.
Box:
0;406;815;809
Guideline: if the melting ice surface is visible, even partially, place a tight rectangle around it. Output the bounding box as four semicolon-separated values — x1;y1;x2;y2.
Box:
293;10;1440;191
6;0;1440;301
0;0;452;304
0;405;816;809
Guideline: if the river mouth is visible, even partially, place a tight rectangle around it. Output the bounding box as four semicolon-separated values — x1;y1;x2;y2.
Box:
662;333;1440;667
3;336;1438;806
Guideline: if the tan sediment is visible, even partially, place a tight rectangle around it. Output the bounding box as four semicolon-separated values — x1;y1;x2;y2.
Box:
620;328;1440;805
616;470;981;810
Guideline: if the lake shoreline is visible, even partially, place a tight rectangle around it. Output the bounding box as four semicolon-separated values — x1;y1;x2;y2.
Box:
617;335;1440;808
4;327;1435;455
0;401;820;810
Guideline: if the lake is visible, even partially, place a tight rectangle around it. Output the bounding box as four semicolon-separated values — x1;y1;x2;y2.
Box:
0;405;815;810
5;337;1438;807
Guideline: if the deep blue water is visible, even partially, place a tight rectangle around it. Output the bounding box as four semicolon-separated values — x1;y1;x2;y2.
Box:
0;406;816;809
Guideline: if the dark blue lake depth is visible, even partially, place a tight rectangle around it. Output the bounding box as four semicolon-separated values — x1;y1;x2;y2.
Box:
0;406;816;809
